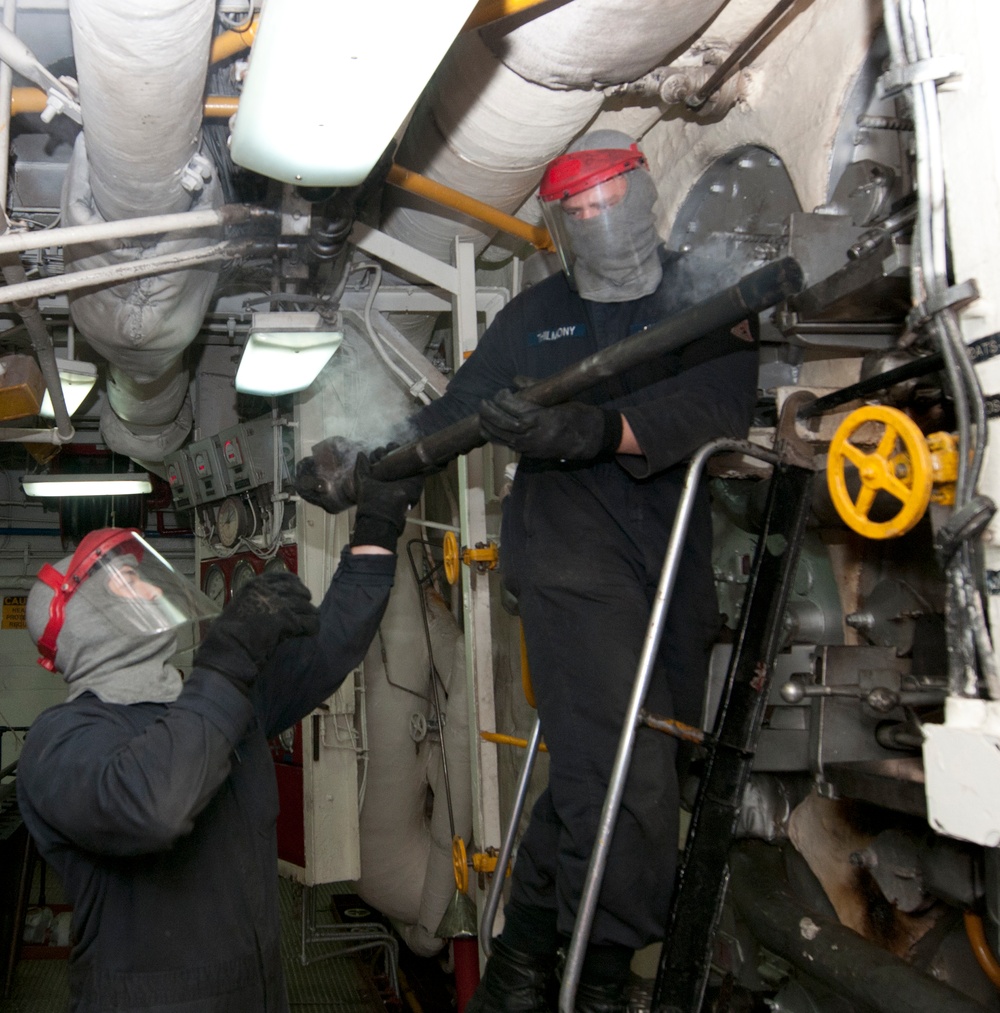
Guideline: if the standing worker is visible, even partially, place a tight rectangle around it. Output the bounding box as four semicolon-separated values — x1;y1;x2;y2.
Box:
15;456;421;1013
413;129;759;1011
293;129;759;1009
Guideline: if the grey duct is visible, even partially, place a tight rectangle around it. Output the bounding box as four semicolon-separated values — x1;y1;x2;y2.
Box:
380;0;730;263
62;0;221;463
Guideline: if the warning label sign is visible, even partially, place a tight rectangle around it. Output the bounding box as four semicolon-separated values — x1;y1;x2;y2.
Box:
2;595;27;629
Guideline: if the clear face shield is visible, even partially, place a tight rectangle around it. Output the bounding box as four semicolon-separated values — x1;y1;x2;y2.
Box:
35;529;222;670
537;145;652;292
539;173;632;281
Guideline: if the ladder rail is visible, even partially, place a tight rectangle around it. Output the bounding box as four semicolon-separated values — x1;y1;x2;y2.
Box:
478;716;544;956
558;438;781;1013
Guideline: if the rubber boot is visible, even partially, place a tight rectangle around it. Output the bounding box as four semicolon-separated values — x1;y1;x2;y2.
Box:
464;937;556;1013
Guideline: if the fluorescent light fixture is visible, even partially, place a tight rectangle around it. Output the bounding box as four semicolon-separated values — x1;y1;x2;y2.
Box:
235;311;343;396
228;0;479;187
21;473;153;498
39;358;98;418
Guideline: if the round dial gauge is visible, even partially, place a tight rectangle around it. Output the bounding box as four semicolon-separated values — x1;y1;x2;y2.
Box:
278;727;295;753
231;559;257;595
263;556;289;576
217;496;250;548
202;564;227;606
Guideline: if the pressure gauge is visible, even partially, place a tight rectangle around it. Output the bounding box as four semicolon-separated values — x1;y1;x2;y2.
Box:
202;564;227;606
263;556;289;575
231;559;257;596
217;496;250;548
278;726;295;753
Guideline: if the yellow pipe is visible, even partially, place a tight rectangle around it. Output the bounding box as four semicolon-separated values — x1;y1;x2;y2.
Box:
463;0;556;32
12;87;46;116
481;731;548;752
203;96;239;118
13;88;239;120
965;912;1000;990
387;163;554;252
210;16;259;64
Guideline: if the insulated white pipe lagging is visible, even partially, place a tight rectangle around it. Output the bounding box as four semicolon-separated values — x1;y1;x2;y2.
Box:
380;0;729;262
63;0;221;462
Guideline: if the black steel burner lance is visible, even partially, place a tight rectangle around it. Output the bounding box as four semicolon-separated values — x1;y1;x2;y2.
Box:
296;256;805;514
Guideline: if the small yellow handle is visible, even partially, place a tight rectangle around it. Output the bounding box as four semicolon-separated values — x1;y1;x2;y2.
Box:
827;405;932;539
452;835;469;894
441;531;499;585
443;531;460;586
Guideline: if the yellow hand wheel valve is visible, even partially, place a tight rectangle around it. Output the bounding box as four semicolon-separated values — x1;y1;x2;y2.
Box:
827;405;955;539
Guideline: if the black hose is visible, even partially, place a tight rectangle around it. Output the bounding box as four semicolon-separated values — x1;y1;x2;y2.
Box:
729;840;990;1013
296;256;805;514
377;256;803;481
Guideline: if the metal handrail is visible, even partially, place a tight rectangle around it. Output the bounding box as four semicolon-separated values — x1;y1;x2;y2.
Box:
478;716;544;956
559;437;781;1013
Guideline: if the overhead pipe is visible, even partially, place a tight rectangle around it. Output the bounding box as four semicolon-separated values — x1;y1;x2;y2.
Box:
0;238;258;307
380;0;731;263
387;164;553;251
63;0;224;462
209;15;258;63
684;0;799;109
12;88;239;119
0;204;273;258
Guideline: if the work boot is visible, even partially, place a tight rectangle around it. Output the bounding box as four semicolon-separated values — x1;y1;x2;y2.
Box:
573;979;628;1013
464;937;556;1013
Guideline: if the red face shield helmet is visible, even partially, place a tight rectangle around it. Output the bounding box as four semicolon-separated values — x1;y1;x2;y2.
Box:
537;145;648;203
537;145;651;285
34;528;221;672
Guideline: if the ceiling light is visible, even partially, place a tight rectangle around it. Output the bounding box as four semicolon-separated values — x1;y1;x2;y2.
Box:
39;358;98;418
21;473;153;498
235;311;343;396
228;0;479;187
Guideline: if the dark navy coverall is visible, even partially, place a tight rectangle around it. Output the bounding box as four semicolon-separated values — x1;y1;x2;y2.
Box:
16;548;395;1013
415;252;759;950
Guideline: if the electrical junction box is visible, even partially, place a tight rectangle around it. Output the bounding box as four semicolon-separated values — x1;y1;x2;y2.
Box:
164;453;198;510
215;415;276;497
187;437;225;504
923;696;1000;846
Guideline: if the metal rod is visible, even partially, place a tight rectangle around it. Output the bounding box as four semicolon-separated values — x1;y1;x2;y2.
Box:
558;438;781;1013
0;204;269;258
371;257;804;485
685;0;799;109
639;710;707;745
0;238;259;306
796;350;943;419
480;716;543;957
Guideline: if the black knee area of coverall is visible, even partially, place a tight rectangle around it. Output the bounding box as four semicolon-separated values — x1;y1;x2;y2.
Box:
499;897;561;956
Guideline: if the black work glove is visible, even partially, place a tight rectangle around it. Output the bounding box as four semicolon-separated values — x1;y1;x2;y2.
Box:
479;388;623;461
195;571;320;693
351;446;425;551
294;435;363;515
